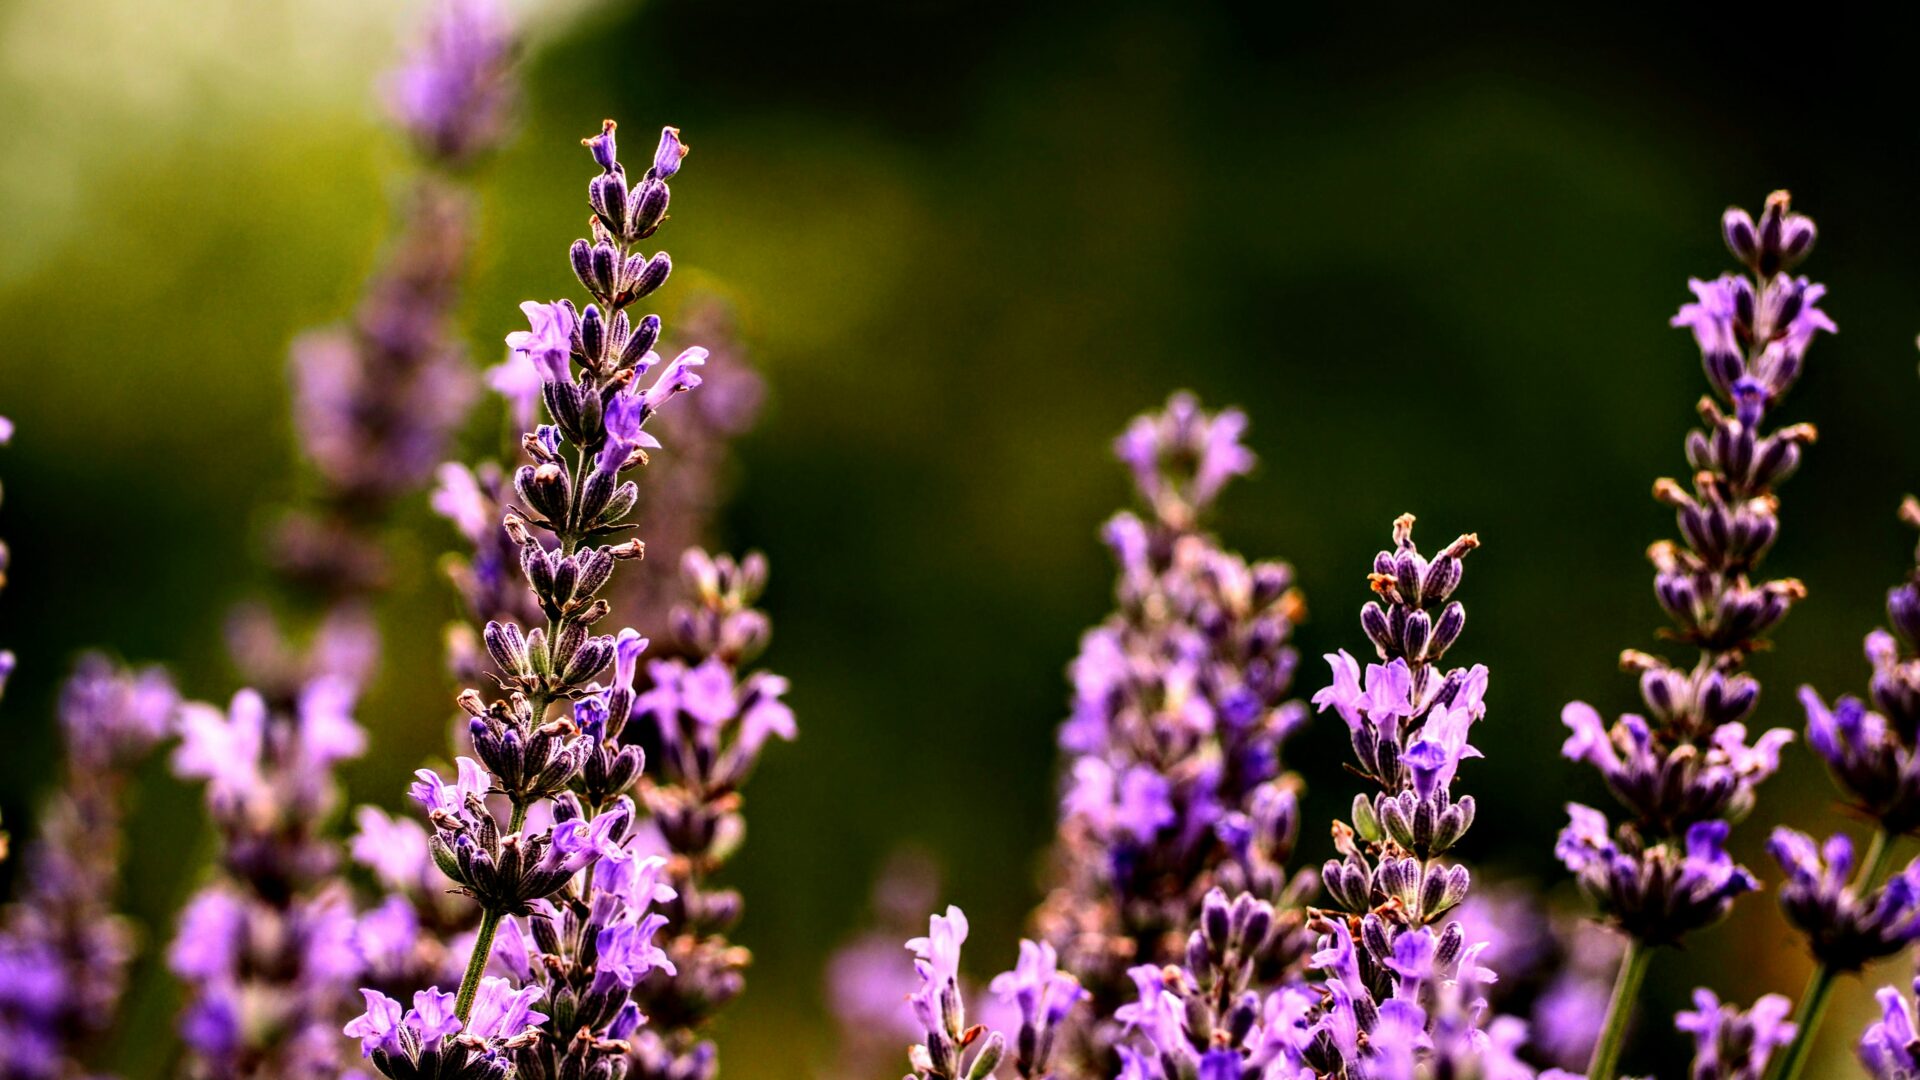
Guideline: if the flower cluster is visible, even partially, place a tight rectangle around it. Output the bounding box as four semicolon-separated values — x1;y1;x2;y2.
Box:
481;808;678;1077
1799;500;1920;835
626;547;795;1077
904;907;1009;1080
1674;988;1796;1080
1035;393;1313;1069
343;117;713;1077
0;657;179;1079
1553;191;1830;1079
386;0;516;169
169;642;373;1075
1299;514;1541;1077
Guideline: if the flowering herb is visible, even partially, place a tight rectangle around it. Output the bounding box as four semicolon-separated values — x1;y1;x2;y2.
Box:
626;547;796;1078
342;116;714;1078
1297;513;1540;1078
1033;393;1312;1071
0;657;179;1078
1557;192;1828;1080
904;907;1009;1080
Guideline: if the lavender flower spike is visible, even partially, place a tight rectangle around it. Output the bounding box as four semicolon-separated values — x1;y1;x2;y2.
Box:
1800;499;1920;833
1300;513;1546;1078
1563;192;1828;1080
628;548;795;1079
1033;393;1314;1074
345;118;711;1073
1769;828;1920;972
0;657;179;1078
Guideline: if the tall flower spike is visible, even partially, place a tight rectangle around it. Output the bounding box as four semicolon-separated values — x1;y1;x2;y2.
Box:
169;667;371;1076
1564;192;1827;1080
180;9;521;1072
0;657;179;1079
1298;513;1539;1078
346;119;712;1076
627;546;795;1079
1031;392;1313;1074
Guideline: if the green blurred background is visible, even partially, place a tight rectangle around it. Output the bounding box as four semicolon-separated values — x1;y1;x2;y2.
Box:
3;1;1919;1074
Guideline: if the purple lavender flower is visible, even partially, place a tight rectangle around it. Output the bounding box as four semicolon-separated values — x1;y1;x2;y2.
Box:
1556;811;1757;946
482;831;677;1077
343;119;729;1076
169;668;372;1076
626;547;794;1075
1675;988;1796;1080
904;907;1009;1080
1769;827;1920;971
281;182;480;594
988;939;1085;1078
0;656;179;1079
1800;500;1920;838
345;978;546;1077
1560;192;1828;1080
1033;394;1313;1073
1862;972;1920;1079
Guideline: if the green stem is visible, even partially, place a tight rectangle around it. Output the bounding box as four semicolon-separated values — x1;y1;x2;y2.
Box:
454;800;528;1023
1766;828;1898;1080
1586;937;1653;1080
1857;828;1898;892
1767;962;1838;1080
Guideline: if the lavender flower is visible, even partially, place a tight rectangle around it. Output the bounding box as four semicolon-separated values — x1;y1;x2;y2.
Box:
0;656;179;1079
1674;988;1795;1080
627;548;794;1076
345;978;547;1079
1800;499;1920;834
486;825;678;1077
1298;513;1546;1077
1561;192;1828;1080
904;907;1009;1080
169;664;373;1075
1862;971;1920;1079
281;183;478;592
346;118;714;1074
1769;828;1920;972
1033;393;1312;1071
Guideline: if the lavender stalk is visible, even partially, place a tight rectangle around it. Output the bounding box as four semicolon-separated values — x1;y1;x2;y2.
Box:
1558;191;1828;1080
167;4;522;1073
340;117;710;1078
1299;513;1539;1077
0;658;180;1079
625;547;796;1078
1033;393;1313;1073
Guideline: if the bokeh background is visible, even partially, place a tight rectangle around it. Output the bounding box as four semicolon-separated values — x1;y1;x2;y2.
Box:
4;1;1920;1074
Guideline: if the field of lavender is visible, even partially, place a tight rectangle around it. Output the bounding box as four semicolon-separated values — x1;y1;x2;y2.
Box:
4;2;1920;1078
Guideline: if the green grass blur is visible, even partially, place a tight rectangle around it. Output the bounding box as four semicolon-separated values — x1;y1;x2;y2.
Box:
3;1;1920;1074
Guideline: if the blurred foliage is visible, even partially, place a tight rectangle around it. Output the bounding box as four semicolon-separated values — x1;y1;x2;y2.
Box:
3;1;1920;1075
